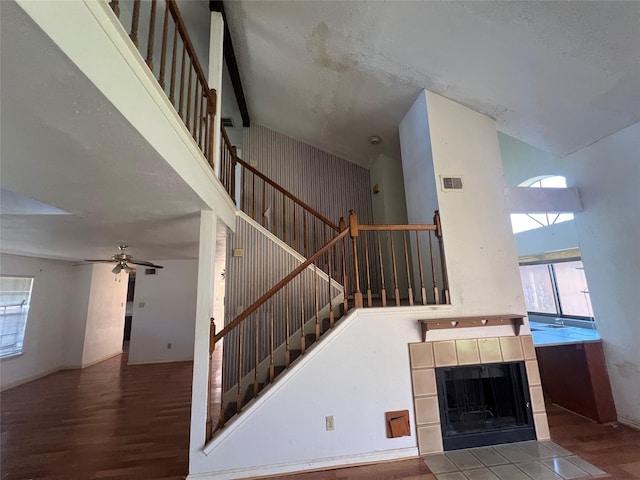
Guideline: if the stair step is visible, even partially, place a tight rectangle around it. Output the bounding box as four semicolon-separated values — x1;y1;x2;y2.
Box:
289;349;302;364
305;333;318;349
244;383;265;404
273;365;286;379
224;401;238;422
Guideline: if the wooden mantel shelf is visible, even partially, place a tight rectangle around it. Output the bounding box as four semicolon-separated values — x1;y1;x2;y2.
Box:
419;315;525;341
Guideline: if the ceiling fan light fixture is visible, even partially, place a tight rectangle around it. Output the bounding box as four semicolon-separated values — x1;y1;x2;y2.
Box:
123;264;133;274
112;264;123;274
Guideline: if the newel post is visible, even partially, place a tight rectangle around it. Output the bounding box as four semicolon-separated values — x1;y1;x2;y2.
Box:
205;317;216;441
349;211;363;308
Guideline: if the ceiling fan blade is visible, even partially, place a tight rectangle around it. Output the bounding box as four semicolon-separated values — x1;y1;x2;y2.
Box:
129;260;164;269
82;259;115;263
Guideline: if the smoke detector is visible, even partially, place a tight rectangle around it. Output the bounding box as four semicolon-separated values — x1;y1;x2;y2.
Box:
370;135;382;145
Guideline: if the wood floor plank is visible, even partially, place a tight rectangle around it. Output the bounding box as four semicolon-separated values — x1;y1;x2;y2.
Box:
3;350;640;480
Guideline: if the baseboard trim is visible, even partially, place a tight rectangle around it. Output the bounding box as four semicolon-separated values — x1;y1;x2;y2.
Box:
80;350;123;368
127;357;193;365
0;366;64;392
187;447;418;480
618;416;640;430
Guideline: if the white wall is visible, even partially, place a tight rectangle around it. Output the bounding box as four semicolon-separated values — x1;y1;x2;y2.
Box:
128;259;199;364
561;122;640;427
402;91;526;317
399;91;439;226
189;308;430;479
81;264;128;366
0;254;78;389
369;153;408;225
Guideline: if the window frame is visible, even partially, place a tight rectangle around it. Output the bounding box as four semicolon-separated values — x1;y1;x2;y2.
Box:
519;259;594;321
0;275;35;359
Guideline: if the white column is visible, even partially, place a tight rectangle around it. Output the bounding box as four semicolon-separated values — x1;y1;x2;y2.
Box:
400;90;526;317
189;210;217;469
208;12;225;176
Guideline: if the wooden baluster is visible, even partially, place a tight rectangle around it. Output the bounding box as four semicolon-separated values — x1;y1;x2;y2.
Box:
193;81;200;141
303;213;308;258
198;91;204;148
253;312;260;397
146;0;157;70
403;231;414;306
328;249;335;328
230;146;237;202
261;182;266;227
282;193;286;244
377;231;387;307
109;0;120;18
434;211;450;304
271;186;276;233
207;89;215;168
285;284;291;367
251;173;256;219
349;211;363;308
205;317;215;440
169;25;177;105
130;0;141;47
390;232;400;306
428;230;439;305
237;322;244;412
186;62;192;129
416;231;427;305
364;231;372;307
179;44;186;118
292;204;297;253
300;278;306;354
158;3;169;89
269;303;275;383
339;217;348;312
313;218;318;255
314;263;320;340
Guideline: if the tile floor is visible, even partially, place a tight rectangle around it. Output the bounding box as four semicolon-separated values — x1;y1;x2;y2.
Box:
424;440;609;479
529;321;600;346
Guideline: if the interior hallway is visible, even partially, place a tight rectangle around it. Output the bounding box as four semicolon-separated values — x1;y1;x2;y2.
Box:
2;350;639;480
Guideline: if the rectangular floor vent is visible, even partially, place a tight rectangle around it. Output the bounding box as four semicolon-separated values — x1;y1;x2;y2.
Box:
442;176;463;191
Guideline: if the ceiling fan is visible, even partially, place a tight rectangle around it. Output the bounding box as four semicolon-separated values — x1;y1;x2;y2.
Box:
84;245;164;274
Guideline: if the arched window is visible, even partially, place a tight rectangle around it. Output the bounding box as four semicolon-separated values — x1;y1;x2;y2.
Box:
511;175;575;234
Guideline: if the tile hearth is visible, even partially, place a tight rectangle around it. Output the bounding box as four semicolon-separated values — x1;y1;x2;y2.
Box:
424;440;609;479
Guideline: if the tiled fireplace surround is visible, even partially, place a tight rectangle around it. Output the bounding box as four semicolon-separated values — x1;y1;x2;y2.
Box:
409;334;549;454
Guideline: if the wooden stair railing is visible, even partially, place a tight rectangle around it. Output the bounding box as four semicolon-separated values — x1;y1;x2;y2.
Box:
208;211;451;436
109;0;217;168
220;128;340;258
346;210;450;307
211;226;350;433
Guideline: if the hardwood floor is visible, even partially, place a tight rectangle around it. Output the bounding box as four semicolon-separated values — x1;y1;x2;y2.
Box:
1;350;193;480
2;350;640;480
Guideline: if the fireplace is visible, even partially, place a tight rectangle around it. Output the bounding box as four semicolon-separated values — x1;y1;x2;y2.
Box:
436;361;536;450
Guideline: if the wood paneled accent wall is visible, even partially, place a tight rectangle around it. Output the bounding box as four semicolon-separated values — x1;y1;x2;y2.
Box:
242;124;374;228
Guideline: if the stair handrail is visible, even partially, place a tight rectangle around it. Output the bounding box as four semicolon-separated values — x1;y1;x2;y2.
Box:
214;226;349;344
219;128;340;232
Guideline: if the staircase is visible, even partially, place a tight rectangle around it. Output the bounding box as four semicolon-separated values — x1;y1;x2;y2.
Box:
102;0;449;442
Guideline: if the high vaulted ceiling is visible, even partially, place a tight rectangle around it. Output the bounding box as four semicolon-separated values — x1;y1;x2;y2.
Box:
221;1;640;167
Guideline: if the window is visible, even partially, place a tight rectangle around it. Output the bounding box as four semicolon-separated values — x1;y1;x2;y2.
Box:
511;175;575;234
519;261;593;319
0;276;34;358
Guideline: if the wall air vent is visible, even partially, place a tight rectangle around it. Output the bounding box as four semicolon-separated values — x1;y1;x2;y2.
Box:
441;176;463;191
222;117;235;128
145;268;157;275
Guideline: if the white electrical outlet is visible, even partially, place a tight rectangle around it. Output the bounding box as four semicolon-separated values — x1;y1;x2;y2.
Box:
139;301;145;308
325;415;334;431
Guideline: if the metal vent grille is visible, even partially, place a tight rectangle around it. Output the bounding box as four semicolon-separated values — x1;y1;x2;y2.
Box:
442;177;463;190
222;117;235;128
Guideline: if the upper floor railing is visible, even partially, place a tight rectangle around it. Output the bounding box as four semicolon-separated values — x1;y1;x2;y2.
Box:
109;0;217;168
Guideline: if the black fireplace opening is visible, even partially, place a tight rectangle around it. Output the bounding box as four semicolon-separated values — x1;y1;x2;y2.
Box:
436;361;536;451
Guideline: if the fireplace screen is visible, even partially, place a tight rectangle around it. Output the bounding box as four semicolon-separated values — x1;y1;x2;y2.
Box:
436;362;536;450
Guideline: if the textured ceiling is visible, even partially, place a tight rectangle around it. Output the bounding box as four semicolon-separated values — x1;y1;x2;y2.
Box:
222;0;640;167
